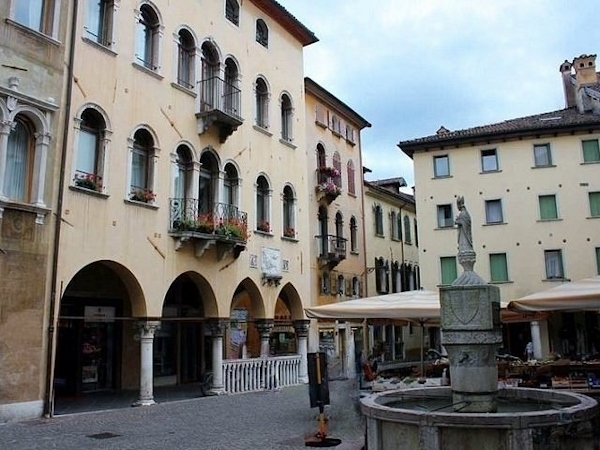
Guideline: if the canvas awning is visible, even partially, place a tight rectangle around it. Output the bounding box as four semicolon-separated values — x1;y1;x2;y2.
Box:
508;276;600;312
304;290;441;325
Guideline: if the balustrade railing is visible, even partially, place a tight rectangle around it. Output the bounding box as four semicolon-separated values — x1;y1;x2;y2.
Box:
169;199;248;241
222;355;301;394
198;75;242;121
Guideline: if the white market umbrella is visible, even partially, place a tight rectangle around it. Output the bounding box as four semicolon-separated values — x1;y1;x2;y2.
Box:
508;276;600;312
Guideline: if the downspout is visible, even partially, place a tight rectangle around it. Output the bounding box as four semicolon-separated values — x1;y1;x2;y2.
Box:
44;0;78;418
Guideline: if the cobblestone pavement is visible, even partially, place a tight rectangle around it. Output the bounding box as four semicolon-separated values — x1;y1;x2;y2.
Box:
0;379;365;450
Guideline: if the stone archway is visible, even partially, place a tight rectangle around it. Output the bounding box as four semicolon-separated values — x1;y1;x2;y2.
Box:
54;261;145;401
227;278;265;359
158;271;217;385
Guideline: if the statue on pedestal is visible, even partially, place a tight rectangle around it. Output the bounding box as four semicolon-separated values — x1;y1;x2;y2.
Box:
453;196;485;285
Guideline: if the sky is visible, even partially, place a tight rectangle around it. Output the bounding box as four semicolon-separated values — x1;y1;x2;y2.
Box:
277;0;600;188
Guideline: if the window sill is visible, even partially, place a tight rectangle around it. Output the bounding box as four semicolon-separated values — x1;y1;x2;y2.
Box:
435;225;455;231
254;230;273;237
479;169;502;175
82;37;118;56
483;221;507;226
0;199;50;224
537;218;562;223
543;277;570;282
281;236;298;242
279;138;296;149
432;175;452;180
69;185;109;199
5;19;60;45
171;82;197;98
581;161;600;165
315;120;327;129
586;216;600;220
348;192;357;198
253;125;272;137
531;164;556;169
375;233;385;238
489;280;513;285
132;62;164;80
404;241;412;245
124;198;159;210
350;251;360;256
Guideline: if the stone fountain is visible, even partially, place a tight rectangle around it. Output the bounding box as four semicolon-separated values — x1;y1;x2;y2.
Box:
361;196;599;449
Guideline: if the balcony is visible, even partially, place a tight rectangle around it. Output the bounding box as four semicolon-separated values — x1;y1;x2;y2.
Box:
196;76;243;143
169;199;248;259
315;167;342;204
316;234;347;269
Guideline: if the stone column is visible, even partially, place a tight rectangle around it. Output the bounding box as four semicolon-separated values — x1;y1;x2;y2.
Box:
255;319;274;357
208;319;227;394
134;321;160;406
530;320;543;360
346;326;356;379
293;320;310;384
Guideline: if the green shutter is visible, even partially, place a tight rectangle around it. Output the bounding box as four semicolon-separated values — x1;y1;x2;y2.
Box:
489;253;508;282
583;139;600;162
539;195;557;220
440;257;457;285
589;192;600;217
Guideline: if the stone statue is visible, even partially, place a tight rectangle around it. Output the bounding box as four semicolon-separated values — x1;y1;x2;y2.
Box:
453;196;485;285
455;196;473;254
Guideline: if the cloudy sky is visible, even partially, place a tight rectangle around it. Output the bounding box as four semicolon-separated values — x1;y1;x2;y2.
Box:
277;0;600;187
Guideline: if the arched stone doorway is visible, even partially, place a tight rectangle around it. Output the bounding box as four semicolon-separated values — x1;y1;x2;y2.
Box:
54;261;145;399
227;278;265;360
157;272;217;386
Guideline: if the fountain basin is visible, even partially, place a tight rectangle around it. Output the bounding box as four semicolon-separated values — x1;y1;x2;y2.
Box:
361;387;599;450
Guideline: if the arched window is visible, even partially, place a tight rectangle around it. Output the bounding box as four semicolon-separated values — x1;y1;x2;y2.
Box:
256;175;270;232
223;163;239;207
280;94;293;142
176;29;195;89
397;213;403;241
224;58;240;117
283;185;295;238
332;152;342;189
317;144;326;170
129;129;156;203
318;206;328;257
135;4;161;71
347;160;355;195
200;42;220;110
74;108;106;192
352;277;360;297
374;205;383;236
390;211;397;239
199;151;218;214
84;0;115;47
349;216;358;253
225;0;239;25
255;78;269;128
335;212;344;239
4;116;34;202
337;274;345;296
174;145;192;200
404;215;412;244
256;19;268;47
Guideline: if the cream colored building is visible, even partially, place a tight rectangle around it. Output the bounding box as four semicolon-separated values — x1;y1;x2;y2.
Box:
399;54;600;360
0;2;70;422
362;178;423;361
304;77;370;378
2;0;329;421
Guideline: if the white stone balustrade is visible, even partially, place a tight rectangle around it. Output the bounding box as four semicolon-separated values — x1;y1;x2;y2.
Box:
222;355;301;394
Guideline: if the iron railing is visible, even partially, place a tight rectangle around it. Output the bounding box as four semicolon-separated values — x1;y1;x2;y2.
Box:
170;198;248;241
316;234;347;260
197;75;242;121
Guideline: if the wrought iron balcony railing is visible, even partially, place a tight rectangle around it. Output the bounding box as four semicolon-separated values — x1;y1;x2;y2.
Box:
170;198;248;242
196;75;243;142
316;234;347;268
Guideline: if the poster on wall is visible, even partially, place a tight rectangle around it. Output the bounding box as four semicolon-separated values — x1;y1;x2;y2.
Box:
230;309;248;359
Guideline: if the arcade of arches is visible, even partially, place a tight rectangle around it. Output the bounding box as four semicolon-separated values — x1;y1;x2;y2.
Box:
53;261;309;406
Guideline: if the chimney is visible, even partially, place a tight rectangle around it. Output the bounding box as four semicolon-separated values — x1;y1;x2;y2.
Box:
559;60;576;108
573;54;598;87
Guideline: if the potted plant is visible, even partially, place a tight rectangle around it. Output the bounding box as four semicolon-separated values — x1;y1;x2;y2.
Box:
130;188;156;203
74;172;102;191
283;227;296;238
318;166;340;178
316;181;342;198
195;213;215;233
256;219;270;233
218;218;249;241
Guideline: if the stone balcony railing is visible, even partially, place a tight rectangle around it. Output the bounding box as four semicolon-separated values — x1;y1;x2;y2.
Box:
222;355;301;394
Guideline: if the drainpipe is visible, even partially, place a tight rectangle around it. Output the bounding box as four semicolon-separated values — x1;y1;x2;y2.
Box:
44;0;78;418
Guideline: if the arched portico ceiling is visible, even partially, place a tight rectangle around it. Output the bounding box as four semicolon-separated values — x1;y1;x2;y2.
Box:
165;271;218;318
277;282;304;320
62;260;147;317
231;278;266;319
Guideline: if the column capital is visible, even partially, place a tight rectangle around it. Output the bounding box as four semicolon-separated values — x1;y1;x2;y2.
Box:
293;319;311;338
137;320;161;337
255;319;275;338
207;318;229;338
